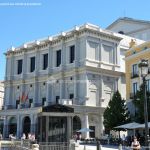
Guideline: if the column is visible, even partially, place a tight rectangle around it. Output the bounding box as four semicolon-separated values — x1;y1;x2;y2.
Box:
74;34;80;67
22;51;27;79
60;76;65;100
30;114;35;134
34;78;39;107
48;44;53;74
99;115;104;138
35;48;40;76
73;73;78;104
46;83;50;105
17;115;20;138
46;116;49;142
3;116;8;138
100;75;104;107
67;116;72;142
82;114;89;139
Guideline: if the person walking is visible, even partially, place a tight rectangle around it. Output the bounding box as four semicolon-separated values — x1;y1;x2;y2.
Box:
131;136;141;150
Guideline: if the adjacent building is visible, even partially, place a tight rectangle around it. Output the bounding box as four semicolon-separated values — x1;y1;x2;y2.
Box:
107;17;150;41
125;41;150;115
1;23;144;142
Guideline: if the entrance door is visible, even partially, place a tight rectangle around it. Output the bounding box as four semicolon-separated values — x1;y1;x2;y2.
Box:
23;116;31;137
89;126;95;138
9;117;17;136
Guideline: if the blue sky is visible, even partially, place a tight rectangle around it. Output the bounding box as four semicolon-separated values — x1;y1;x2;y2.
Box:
0;0;150;80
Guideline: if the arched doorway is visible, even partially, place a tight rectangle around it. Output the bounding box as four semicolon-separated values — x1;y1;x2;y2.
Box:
23;116;31;137
73;116;81;134
9;117;17;136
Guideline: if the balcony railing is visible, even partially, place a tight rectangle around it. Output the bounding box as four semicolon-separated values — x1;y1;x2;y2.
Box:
131;73;139;79
59;99;73;105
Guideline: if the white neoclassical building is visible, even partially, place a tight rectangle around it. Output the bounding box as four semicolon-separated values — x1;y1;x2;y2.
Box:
107;17;150;41
0;23;144;142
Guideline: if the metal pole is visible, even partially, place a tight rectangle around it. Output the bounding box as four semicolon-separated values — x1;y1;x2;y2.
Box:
143;77;150;150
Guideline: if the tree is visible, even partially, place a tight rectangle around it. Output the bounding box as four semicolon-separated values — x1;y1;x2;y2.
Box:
103;90;130;133
133;84;150;123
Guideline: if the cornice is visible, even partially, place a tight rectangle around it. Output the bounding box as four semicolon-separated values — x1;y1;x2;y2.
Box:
5;24;122;57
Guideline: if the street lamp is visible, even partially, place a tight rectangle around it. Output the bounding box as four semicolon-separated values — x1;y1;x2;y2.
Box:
138;59;149;149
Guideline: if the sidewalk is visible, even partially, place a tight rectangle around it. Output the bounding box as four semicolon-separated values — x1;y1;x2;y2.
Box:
76;144;119;150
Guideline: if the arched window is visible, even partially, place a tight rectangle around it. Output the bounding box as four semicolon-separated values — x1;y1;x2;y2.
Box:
73;116;81;133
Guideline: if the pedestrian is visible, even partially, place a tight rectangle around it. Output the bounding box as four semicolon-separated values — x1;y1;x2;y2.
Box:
131;136;141;150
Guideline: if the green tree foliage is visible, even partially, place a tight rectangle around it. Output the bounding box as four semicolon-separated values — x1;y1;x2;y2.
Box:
133;84;150;123
103;91;130;132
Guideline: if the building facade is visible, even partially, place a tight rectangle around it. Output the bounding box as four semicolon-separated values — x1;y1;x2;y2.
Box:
107;17;150;41
1;23;144;142
125;41;150;115
0;81;4;110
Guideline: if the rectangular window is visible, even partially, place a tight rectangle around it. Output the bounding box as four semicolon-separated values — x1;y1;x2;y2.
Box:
56;96;60;104
56;50;61;67
69;94;74;99
42;97;46;106
132;64;138;76
133;82;138;96
103;45;113;64
30;57;35;72
16;100;20;109
43;53;48;70
29;99;33;107
17;59;23;74
70;45;75;63
147;79;150;92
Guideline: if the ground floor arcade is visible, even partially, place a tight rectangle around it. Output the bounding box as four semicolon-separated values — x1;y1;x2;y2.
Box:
0;104;104;141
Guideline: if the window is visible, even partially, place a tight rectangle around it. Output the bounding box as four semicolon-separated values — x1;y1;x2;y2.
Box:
43;53;48;70
87;41;98;60
103;45;113;64
56;50;61;67
133;82;138;96
30;57;35;72
17;59;23;74
132;64;138;76
29;99;33;107
56;96;60;104
16;100;20;109
147;79;150;92
70;45;75;63
69;94;74;99
42;97;46;106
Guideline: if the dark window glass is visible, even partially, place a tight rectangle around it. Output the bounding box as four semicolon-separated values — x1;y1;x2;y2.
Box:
70;45;75;63
132;64;138;76
17;59;23;74
29;99;33;107
69;94;74;99
56;50;61;67
133;82;138;96
42;97;46;106
43;53;48;70
30;57;35;72
16;100;20;109
56;96;60;104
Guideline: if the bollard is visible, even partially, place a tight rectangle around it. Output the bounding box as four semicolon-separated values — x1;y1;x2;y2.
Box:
96;141;102;150
84;145;86;150
118;144;122;150
32;144;39;150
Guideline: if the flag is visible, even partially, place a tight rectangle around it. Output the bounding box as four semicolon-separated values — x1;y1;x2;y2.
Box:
25;93;28;101
21;92;26;102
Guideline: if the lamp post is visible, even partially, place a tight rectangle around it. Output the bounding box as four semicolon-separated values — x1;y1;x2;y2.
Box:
138;59;149;149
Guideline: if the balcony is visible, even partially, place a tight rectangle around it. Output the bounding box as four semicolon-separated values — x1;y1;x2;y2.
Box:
59;99;73;105
131;73;139;79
